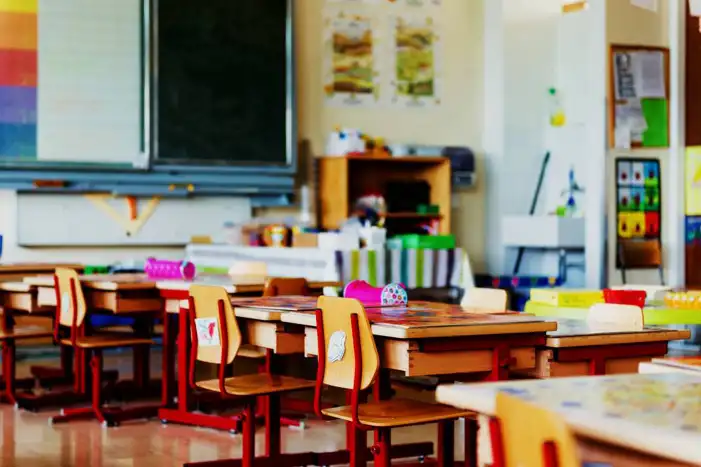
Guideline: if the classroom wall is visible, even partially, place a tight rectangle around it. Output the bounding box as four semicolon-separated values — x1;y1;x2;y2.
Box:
606;0;673;286
483;0;607;286
264;0;488;270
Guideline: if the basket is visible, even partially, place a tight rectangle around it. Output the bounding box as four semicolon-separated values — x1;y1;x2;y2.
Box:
603;289;646;307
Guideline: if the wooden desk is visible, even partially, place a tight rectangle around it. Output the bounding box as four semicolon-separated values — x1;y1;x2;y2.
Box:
533;318;690;377
437;373;701;466
281;303;556;379
25;274;340;314
0;263;83;282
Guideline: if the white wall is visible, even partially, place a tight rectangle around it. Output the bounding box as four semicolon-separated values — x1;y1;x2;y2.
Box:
485;0;606;286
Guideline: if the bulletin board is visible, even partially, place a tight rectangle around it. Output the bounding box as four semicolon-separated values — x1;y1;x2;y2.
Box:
615;158;661;267
608;44;670;149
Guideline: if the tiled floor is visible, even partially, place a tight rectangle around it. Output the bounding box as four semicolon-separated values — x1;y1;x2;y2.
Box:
3;351;463;466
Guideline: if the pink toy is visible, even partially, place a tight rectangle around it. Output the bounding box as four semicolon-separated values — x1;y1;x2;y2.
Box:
343;280;408;306
145;258;197;280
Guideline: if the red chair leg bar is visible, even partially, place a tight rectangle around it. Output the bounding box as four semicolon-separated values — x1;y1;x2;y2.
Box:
50;349;159;427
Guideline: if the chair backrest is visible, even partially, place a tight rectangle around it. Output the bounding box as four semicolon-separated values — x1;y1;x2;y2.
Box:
228;261;268;277
461;287;508;312
618;239;662;268
189;285;242;365
263;277;309;297
496;392;580;467
54;268;87;328
316;296;379;391
587;303;644;329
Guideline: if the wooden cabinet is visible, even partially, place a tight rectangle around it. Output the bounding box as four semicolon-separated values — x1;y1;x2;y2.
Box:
316;155;451;234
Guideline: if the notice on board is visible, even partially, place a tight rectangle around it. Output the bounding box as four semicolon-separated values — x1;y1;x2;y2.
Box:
614;50;665;100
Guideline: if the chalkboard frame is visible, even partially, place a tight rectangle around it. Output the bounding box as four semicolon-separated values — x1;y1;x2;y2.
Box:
148;0;297;174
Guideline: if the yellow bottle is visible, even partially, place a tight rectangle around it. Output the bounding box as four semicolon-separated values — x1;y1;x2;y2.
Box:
549;88;566;127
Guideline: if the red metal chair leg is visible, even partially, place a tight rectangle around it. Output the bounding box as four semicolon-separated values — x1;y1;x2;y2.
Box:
373;428;392;467
464;417;478;467
1;341;17;405
489;417;505;467
242;401;256;467
437;420;455;467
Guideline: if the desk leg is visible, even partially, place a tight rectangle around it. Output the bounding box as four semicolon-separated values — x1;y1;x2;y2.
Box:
178;305;190;411
161;311;176;407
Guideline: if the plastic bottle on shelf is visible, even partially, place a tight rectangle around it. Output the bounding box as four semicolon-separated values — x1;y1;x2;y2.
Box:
548;87;566;127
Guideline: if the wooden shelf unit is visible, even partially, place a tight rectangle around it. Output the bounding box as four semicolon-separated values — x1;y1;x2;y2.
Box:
317;155;451;234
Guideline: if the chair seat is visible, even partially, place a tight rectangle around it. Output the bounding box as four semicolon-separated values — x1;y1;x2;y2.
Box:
238;344;267;359
322;398;473;428
60;333;153;349
0;325;53;341
196;374;315;397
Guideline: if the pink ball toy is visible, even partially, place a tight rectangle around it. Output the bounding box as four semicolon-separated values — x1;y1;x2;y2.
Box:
343;280;408;306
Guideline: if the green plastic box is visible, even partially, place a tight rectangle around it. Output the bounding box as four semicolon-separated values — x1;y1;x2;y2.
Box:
389;234;455;249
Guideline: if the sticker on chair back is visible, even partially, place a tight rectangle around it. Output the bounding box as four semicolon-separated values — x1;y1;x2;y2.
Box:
60;292;71;322
328;331;346;363
194;318;221;347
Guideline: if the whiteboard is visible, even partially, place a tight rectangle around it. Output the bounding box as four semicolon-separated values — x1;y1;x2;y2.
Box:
34;0;143;166
17;194;251;246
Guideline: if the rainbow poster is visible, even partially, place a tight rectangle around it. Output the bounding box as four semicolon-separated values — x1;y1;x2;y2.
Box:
0;0;37;158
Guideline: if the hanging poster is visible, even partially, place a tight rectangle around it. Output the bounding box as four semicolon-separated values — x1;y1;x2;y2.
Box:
323;11;381;107
388;14;442;107
685;147;701;216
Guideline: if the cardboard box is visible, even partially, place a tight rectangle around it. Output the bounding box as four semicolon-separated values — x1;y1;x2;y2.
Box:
292;232;319;247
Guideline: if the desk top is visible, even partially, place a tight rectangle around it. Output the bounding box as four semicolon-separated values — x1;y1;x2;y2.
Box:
24;274;340;293
436;373;701;465
525;300;701;325
544;318;690;347
0;281;33;293
281;301;556;339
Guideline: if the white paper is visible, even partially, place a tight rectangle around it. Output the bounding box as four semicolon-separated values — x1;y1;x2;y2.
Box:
630;0;657;12
194;318;221;347
633;51;666;98
614;52;637;99
615;124;632;150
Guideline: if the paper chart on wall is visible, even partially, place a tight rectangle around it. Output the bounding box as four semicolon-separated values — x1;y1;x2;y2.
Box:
613;51;665;100
323;12;381;107
388;14;442;107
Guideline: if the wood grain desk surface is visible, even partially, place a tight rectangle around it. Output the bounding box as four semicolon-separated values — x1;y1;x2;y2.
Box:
279;302;556;339
0;263;83;274
24;274;340;293
436;373;701;465
544;318;691;348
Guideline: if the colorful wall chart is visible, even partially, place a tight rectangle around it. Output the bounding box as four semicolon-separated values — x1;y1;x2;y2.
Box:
323;11;381;107
0;0;37;158
615;158;662;266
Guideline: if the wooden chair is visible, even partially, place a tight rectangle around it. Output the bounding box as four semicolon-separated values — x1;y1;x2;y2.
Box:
48;268;159;426
314;296;474;467
0;317;53;405
188;285;315;466
262;277;310;297
461;287;508;312
618;239;664;285
587;303;644;329
493;392;580;467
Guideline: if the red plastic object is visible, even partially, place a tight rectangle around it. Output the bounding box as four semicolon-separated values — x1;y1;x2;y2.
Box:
603;288;646;307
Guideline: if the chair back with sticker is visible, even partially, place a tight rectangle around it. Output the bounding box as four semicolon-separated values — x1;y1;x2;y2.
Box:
189;285;242;366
